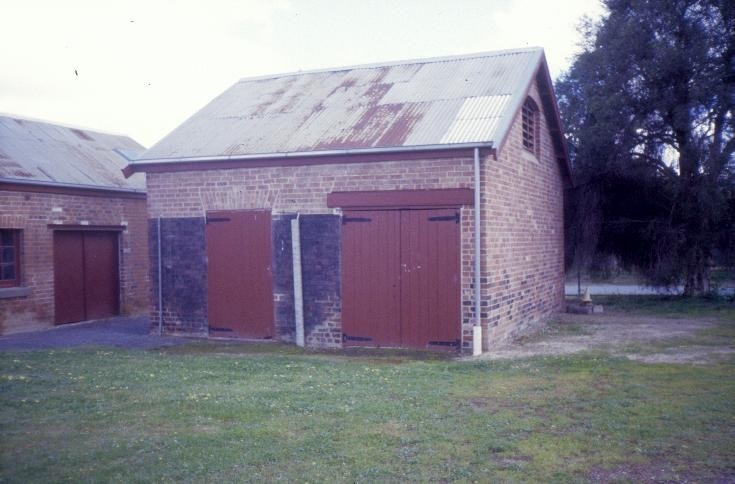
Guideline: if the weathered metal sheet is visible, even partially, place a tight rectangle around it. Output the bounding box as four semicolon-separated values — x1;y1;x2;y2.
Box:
140;48;544;161
440;95;511;144
0;115;145;189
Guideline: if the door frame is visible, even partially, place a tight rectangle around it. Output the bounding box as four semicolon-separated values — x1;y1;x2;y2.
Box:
205;209;275;339
332;188;472;351
50;225;124;324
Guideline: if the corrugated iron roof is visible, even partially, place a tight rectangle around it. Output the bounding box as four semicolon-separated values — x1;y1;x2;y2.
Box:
0;115;145;190
138;47;545;162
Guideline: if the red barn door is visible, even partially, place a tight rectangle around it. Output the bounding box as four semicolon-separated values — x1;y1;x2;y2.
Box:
400;209;461;349
341;208;461;350
341;211;402;346
205;210;274;338
54;230;120;324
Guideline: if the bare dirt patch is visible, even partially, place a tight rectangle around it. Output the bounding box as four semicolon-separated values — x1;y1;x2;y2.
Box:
476;312;733;364
587;461;698;483
625;346;735;364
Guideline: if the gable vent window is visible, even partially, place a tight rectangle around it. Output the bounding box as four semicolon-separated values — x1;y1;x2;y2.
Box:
522;97;540;157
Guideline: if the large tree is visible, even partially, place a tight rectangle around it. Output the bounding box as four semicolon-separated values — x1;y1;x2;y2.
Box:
557;0;735;295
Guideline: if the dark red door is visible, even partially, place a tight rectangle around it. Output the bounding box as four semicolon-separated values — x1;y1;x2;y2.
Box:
54;231;120;324
341;208;461;350
400;209;461;349
54;231;86;324
83;232;120;320
206;210;274;338
341;211;401;346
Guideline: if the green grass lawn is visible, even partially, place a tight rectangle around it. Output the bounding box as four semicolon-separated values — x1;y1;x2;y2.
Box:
2;339;733;482
593;294;735;320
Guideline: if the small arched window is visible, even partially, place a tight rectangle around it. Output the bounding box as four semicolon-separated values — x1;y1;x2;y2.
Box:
521;97;540;157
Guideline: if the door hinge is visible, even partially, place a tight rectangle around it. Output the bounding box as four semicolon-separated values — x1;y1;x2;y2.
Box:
428;339;460;347
206;217;231;224
342;217;372;224
428;212;459;223
343;333;373;342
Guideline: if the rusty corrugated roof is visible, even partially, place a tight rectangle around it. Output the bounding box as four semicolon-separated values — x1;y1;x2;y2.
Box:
138;48;545;162
0;115;145;190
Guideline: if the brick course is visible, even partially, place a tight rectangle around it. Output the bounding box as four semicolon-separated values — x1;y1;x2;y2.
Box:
0;190;149;334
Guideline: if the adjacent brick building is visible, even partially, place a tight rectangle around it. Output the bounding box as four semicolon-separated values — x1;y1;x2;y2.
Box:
126;48;571;352
0;115;149;334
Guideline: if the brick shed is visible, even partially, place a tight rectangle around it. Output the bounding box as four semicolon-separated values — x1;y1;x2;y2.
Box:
125;48;571;353
0;115;149;335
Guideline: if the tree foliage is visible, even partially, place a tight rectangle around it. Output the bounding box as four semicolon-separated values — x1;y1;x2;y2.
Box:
557;0;735;294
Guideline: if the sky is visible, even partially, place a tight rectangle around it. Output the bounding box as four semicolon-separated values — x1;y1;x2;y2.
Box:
1;0;605;148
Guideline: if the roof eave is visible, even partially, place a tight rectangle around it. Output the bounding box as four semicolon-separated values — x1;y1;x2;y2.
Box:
0;177;146;198
534;55;573;187
124;142;496;177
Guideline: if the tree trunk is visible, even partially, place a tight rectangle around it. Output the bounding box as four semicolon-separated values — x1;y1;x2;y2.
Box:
679;173;715;297
683;245;710;296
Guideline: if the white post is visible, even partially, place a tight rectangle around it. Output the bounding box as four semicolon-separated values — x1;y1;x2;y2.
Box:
291;216;305;347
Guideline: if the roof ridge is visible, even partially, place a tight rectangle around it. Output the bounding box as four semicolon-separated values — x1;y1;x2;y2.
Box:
236;47;544;84
0;112;137;142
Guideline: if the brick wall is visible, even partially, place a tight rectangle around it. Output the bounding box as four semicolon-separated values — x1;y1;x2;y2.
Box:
148;217;207;336
0;190;149;334
272;215;342;347
479;81;566;347
146;158;475;217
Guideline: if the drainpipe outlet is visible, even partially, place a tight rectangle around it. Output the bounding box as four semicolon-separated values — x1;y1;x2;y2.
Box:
472;325;482;356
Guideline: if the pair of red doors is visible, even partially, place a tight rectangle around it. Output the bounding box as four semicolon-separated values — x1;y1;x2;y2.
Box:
54;230;120;324
341;208;461;349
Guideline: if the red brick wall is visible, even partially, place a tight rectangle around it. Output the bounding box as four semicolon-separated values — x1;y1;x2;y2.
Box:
146;158;475;217
0;190;149;334
479;81;566;347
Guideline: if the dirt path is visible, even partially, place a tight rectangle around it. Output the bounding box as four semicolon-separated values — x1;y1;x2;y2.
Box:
477;312;734;364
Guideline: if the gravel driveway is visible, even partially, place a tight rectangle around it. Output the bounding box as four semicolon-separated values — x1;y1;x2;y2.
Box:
475;312;734;364
0;316;191;351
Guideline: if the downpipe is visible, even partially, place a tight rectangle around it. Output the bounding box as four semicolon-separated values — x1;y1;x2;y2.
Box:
157;217;163;336
473;148;483;356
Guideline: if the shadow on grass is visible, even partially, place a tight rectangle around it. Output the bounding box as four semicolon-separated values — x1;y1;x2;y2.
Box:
158;340;455;363
570;295;735;321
